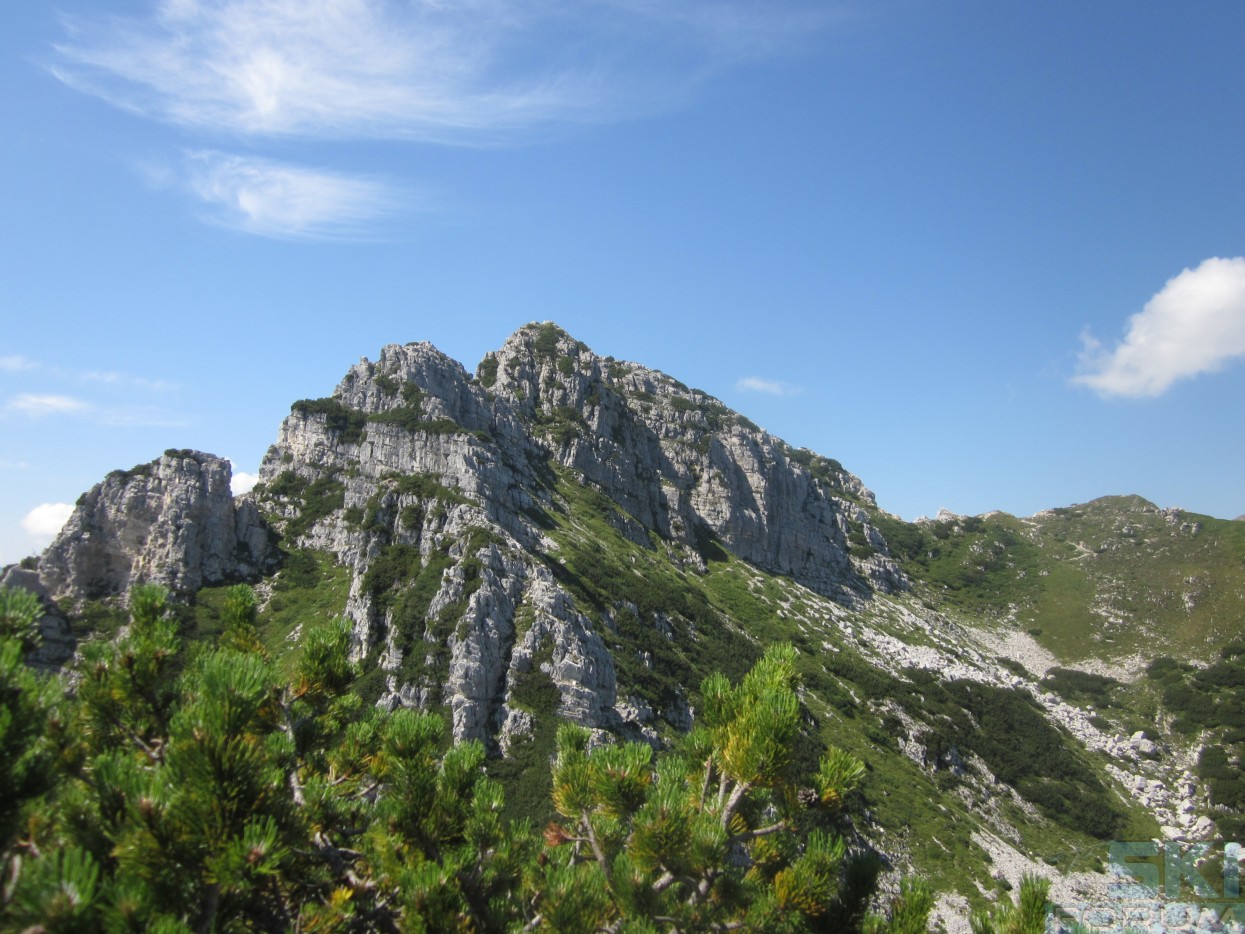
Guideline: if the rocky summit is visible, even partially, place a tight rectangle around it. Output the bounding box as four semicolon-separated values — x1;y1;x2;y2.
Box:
253;323;902;748
39;449;276;602
10;322;1245;930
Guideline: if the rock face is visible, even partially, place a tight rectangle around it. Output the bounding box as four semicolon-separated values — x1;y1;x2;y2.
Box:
482;325;901;595
36;450;276;603
244;323;904;747
16;321;1243;921
13;325;904;749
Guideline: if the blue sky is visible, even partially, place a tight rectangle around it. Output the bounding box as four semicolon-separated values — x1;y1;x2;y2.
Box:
3;0;1245;564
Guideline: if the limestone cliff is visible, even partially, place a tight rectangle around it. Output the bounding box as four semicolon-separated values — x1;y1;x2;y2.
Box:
248;323;902;748
36;449;276;603
4;325;902;749
483;324;901;593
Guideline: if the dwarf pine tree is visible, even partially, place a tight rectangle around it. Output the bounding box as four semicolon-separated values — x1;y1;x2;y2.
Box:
7;584;316;930
0;587;70;920
1;587;932;933
969;874;1051;934
535;644;932;933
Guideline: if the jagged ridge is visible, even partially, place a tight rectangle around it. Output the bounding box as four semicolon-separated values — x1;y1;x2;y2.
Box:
245;323;906;749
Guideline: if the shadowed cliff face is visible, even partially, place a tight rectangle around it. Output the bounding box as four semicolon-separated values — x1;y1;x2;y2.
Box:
36;450;276;603
483;324;901;593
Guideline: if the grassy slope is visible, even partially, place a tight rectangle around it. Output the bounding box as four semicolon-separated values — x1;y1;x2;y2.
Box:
878;496;1245;663
190;549;353;677
187;476;1198;905
534;469;1157;904
873;494;1245;898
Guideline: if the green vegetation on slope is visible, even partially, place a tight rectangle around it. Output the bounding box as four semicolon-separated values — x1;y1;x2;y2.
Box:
1146;645;1245;843
1;587;940;933
188;548;352;676
290;396;367;444
537;466;1153;901
541;467;761;718
875;496;1245;662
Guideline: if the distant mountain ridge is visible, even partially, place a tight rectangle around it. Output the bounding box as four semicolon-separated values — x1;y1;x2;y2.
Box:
11;322;1245;928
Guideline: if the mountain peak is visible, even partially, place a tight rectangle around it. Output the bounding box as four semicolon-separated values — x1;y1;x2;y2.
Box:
37;449;276;603
13;327;1245;921
26;328;908;750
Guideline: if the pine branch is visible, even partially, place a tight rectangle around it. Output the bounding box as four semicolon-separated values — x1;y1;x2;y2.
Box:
699;753;714;810
580;813;611;881
721;780;750;829
732;820;787;843
278;695;307;807
114;714;163;763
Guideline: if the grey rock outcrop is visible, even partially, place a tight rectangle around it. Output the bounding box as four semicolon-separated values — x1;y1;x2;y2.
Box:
24;324;1245;925
37;450;277;602
483;324;904;597
29;324;902;750
246;323;903;748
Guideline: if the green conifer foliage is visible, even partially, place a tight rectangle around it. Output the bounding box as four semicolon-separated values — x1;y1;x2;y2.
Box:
969;874;1050;934
219;584;264;655
534;645;924;932
0;586;42;645
0;587;928;933
74;583;181;761
0;587;67;913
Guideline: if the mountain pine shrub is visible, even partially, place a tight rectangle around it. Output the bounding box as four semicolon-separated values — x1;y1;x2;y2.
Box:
0;587;929;932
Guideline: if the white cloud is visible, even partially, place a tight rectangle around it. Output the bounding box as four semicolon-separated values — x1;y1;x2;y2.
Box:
0;355;38;373
1074;257;1245;398
51;0;606;139
7;393;91;417
231;470;259;496
21;502;74;546
52;1;833;236
4;392;185;427
1;356;176;392
51;0;829;141
184;150;400;239
81;370;177;392
736;376;802;397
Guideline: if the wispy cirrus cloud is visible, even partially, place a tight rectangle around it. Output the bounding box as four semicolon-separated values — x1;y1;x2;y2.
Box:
52;0;584;141
52;0;829;141
1;355;185;426
81;369;178;392
0;355;179;394
7;393;91;417
183;150;401;239
5;394;186;428
51;0;834;237
0;355;38;373
97;405;191;429
1074;257;1245;398
736;376;802;397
